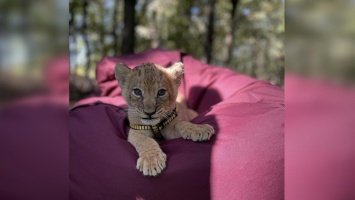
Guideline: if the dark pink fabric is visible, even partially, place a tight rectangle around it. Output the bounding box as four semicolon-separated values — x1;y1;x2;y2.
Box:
70;49;284;200
0;104;68;200
0;57;69;200
285;75;355;200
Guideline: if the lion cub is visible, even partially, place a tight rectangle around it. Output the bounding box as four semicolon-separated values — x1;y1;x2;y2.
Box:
114;62;215;176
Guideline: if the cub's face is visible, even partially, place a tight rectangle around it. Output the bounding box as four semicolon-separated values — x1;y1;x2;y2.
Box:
115;62;184;125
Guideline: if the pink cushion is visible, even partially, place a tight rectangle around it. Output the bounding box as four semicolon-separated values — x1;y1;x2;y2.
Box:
70;49;284;199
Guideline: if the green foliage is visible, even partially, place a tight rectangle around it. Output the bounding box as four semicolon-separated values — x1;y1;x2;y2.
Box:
70;0;284;86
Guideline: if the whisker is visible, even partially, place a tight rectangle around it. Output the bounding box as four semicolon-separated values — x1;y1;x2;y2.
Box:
128;108;136;112
135;108;144;115
156;108;164;114
128;108;140;116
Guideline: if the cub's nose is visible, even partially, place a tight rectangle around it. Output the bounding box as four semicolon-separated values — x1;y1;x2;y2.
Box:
144;111;156;118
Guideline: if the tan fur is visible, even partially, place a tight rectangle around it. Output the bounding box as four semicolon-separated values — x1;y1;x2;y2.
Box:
176;92;199;121
115;62;215;176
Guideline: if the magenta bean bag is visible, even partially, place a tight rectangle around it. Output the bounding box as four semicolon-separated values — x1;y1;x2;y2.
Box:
70;49;284;200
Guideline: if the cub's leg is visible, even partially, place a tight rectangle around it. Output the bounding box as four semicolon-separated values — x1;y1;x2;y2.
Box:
128;130;167;176
175;120;215;142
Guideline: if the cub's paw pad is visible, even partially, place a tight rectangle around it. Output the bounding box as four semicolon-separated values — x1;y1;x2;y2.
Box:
183;124;215;141
136;151;167;176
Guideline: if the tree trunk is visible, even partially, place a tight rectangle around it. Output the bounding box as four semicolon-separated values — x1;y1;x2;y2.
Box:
205;0;216;64
112;0;120;55
69;0;77;74
121;0;136;55
82;0;91;77
224;0;239;66
98;0;106;57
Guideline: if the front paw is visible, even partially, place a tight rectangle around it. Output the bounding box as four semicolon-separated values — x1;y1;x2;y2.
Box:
182;124;215;141
136;150;167;176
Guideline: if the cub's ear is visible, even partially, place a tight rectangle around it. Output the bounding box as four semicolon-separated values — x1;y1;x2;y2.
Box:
167;62;184;86
114;63;131;87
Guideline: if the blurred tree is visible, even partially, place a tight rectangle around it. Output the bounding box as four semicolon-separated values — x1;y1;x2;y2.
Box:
121;0;137;54
205;0;216;63
82;0;91;76
224;0;239;66
111;0;120;55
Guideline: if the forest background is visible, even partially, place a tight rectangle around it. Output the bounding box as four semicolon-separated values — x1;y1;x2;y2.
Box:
69;0;284;102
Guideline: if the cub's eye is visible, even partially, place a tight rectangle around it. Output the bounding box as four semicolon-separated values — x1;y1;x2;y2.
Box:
157;89;166;96
133;89;142;96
